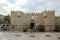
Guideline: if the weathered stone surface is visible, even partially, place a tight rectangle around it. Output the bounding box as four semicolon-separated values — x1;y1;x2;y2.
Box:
10;10;55;31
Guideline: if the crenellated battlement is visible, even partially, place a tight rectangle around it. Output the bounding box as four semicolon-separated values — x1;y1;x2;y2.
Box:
11;10;55;17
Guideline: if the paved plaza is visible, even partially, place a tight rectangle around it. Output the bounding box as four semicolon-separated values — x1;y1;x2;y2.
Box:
0;32;60;40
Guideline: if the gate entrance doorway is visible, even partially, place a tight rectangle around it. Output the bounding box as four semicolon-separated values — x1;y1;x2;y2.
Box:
30;23;35;29
30;20;35;29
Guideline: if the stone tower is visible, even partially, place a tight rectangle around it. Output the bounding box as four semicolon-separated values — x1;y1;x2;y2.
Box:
41;10;55;31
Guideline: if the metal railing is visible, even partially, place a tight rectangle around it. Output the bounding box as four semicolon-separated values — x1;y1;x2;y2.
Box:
0;24;59;32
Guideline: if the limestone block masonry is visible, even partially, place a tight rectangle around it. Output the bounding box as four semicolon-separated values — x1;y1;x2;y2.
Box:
10;10;55;31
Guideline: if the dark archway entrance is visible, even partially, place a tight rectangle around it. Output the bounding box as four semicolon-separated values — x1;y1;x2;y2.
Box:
30;23;35;29
30;19;35;29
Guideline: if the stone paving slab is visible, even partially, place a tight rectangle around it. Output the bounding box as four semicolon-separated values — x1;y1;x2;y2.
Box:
0;32;59;40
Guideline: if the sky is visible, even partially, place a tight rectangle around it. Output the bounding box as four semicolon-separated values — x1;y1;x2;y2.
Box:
0;0;60;16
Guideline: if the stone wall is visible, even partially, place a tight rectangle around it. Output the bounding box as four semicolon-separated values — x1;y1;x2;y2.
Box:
10;10;55;31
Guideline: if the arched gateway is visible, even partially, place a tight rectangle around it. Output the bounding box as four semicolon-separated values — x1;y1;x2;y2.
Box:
30;19;35;29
